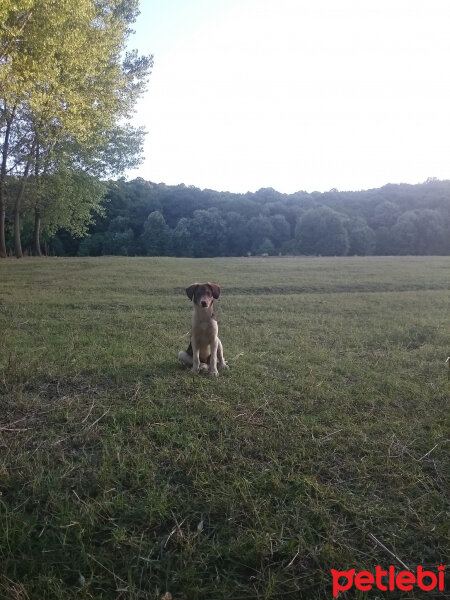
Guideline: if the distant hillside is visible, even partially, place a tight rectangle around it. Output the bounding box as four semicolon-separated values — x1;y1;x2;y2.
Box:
49;178;450;257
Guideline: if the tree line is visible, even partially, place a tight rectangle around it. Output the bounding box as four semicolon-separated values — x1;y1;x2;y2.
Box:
45;177;450;257
0;0;152;259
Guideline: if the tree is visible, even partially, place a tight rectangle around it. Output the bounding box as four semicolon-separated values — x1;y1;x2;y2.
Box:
391;211;420;255
0;0;152;258
172;218;194;257
345;217;375;255
0;100;19;256
141;210;171;256
269;214;290;250
369;201;401;229
189;208;226;257
26;169;106;256
257;238;275;255
77;232;105;257
102;228;134;255
374;226;395;255
223;211;248;256
246;215;274;254
296;206;349;256
392;209;444;255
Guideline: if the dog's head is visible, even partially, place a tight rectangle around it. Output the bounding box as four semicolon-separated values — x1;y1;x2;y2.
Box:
185;282;220;308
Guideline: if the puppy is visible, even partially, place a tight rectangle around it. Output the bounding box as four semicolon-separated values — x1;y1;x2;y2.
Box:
178;282;228;376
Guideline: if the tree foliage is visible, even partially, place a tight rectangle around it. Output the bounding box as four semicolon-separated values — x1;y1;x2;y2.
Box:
142;211;170;256
45;178;450;258
296;206;349;256
0;0;152;257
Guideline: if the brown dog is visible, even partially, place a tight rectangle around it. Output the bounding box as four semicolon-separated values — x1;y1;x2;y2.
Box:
178;282;228;376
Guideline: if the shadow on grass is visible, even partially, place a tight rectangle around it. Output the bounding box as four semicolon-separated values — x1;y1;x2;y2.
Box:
2;359;184;400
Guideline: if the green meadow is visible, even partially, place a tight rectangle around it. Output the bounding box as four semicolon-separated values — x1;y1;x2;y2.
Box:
0;256;449;599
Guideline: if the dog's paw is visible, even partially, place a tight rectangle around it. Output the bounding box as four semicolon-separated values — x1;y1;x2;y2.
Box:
209;368;219;377
190;367;200;375
219;361;229;370
199;363;209;373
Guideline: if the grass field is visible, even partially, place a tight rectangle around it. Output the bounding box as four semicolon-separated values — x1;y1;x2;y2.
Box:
0;256;449;599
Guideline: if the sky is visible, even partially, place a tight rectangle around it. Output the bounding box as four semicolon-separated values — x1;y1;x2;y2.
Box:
128;0;450;194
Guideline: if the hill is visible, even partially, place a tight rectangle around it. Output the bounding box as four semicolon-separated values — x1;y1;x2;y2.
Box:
25;178;450;256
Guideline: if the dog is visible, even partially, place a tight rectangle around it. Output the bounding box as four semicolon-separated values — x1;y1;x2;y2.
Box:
178;282;228;376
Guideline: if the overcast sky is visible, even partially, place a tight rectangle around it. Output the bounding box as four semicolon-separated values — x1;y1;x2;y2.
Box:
128;0;450;193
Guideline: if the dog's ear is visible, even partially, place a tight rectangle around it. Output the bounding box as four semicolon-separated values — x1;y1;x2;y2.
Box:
185;283;198;301
207;282;220;299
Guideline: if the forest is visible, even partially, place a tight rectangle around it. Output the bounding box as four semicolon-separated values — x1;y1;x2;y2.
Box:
43;177;450;257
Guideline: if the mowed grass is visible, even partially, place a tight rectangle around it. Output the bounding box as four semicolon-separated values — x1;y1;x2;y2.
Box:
0;256;449;600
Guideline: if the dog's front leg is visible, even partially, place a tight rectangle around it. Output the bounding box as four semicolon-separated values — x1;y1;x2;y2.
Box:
209;339;219;376
190;341;201;375
217;338;229;370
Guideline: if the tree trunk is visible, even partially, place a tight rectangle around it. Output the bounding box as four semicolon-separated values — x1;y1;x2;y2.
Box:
0;204;6;258
0;108;15;258
14;204;23;258
33;208;42;256
14;139;36;259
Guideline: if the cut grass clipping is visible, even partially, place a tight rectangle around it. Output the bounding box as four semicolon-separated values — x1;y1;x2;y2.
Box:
0;256;449;599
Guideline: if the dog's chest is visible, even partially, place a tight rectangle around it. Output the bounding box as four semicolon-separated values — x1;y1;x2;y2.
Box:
193;320;215;342
191;314;217;343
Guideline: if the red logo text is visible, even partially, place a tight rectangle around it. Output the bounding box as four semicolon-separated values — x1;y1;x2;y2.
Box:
330;564;446;597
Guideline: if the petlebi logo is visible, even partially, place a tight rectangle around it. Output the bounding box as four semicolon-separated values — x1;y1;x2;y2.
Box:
330;564;446;597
